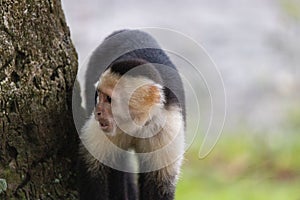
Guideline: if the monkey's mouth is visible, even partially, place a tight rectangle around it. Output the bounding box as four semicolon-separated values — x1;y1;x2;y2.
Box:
99;120;110;131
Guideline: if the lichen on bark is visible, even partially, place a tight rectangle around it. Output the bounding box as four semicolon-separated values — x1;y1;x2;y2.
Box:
0;0;79;199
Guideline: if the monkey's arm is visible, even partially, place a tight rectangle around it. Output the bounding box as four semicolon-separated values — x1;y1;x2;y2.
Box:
77;147;110;200
139;168;177;200
78;115;138;200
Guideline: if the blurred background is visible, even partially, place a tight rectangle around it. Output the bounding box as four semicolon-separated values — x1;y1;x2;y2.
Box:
62;0;300;199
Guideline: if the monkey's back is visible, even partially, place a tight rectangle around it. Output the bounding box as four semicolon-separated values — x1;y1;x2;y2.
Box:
85;30;185;121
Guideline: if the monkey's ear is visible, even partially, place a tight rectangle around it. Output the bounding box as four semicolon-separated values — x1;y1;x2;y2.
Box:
129;83;165;124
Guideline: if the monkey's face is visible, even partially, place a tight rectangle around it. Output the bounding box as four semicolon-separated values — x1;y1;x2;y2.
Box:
94;89;114;133
94;70;119;135
95;68;165;136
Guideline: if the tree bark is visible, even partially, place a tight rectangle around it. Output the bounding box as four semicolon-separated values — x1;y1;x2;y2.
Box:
0;0;78;199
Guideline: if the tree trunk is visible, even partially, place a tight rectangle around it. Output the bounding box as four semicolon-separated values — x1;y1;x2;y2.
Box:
0;0;78;199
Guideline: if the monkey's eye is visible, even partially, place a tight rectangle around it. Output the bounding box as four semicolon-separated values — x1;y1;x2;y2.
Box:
106;95;112;103
95;91;98;105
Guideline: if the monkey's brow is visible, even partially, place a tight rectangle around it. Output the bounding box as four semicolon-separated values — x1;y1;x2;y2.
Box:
97;88;110;97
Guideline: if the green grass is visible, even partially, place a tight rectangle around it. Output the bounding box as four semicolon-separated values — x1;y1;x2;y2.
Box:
175;129;300;200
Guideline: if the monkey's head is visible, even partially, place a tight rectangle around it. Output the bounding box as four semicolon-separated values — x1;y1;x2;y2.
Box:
94;59;165;136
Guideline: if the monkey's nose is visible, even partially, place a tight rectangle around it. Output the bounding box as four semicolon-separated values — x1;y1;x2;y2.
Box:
97;111;101;116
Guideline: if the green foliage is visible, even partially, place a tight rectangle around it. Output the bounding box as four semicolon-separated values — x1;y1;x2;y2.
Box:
285;106;300;131
176;130;300;200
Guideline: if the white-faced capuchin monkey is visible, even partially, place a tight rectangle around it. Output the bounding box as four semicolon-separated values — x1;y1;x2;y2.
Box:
77;29;186;200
